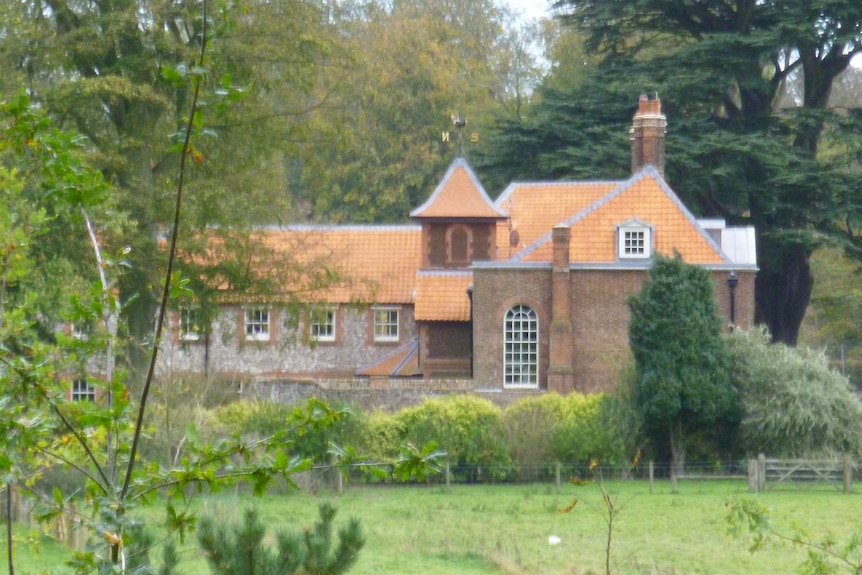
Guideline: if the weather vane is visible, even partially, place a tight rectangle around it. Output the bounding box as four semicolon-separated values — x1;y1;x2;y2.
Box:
442;110;478;157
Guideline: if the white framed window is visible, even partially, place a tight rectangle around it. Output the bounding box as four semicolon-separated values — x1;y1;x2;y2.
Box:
179;306;202;341
617;220;652;259
71;379;96;402
71;320;93;340
373;307;400;342
244;307;270;342
503;305;538;388
310;307;336;342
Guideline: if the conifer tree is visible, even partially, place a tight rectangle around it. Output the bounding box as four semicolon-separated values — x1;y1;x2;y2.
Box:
197;504;365;575
628;254;736;476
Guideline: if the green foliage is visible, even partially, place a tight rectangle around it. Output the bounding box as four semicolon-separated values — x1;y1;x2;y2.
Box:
551;393;634;467
804;247;862;387
501;393;568;472
391;441;447;483
0;90;358;573
197;504;364;575
628;254;735;471
629;255;733;423
726;497;773;553
728;329;862;458
502;392;638;472
727;496;862;575
208;400;363;466
395;395;510;480
353;410;402;463
292;0;543;222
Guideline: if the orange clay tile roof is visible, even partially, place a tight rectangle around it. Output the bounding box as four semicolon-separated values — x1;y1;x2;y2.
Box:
228;225;422;304
494;180;618;259
410;158;508;220
203;167;730;314
356;339;420;377
516;168;727;265
414;270;473;321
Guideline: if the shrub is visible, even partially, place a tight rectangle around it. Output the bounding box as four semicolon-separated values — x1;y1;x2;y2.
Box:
502;393;567;478
395;395;510;480
354;410;402;463
729;328;862;458
551;393;635;467
208;400;367;465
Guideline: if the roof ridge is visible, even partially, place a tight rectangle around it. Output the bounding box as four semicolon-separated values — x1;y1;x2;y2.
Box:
512;166;730;264
512;172;642;261
410;157;508;219
255;224;421;232
417;269;473;277
355;337;419;374
643;166;730;264
495;178;623;206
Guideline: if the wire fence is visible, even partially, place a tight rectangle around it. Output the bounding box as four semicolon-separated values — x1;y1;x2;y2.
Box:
300;458;752;489
305;457;854;493
1;456;854;551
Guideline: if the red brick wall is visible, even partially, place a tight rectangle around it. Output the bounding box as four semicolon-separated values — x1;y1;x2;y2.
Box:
570;270;643;393
419;321;472;378
711;270;756;331
472;267;552;390
422;222;498;267
473;266;757;394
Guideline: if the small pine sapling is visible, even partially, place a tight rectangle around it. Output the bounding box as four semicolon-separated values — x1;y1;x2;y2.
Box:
197;503;365;575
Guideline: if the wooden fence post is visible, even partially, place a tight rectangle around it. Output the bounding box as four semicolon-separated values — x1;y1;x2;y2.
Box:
757;453;766;492
445;459;451;490
555;462;561;494
747;458;759;492
648;460;654;494
844;454;853;494
330;454;343;494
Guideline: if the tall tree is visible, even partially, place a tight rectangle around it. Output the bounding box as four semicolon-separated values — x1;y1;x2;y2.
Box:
292;0;544;222
490;0;862;345
628;255;736;476
0;0;349;367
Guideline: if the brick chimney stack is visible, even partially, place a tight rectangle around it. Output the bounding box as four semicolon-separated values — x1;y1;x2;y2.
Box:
548;225;575;394
629;94;667;177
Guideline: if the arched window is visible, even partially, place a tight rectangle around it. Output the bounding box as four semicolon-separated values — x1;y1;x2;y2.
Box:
446;225;472;264
503;305;538;388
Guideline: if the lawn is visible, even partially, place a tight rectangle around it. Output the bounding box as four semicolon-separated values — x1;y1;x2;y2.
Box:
7;479;862;574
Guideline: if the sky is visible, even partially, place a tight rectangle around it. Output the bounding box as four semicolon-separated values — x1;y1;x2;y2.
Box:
503;0;553;22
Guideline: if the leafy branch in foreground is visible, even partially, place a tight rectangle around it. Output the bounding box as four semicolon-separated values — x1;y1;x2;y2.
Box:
727;497;862;574
0;96;446;575
0;2;345;572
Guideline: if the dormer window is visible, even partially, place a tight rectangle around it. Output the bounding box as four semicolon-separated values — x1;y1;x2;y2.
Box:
617;219;652;259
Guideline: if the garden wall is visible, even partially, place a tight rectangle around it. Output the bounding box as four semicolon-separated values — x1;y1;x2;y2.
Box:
245;378;540;410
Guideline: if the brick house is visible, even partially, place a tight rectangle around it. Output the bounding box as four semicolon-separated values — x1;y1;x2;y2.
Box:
160;95;757;395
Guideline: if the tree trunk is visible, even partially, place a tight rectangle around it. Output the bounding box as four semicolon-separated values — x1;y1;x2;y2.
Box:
754;239;813;346
669;420;686;479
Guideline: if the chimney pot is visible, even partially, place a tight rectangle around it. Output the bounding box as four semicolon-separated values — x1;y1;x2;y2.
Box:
630;94;667;176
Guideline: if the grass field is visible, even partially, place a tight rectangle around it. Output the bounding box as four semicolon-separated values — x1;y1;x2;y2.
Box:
7;479;862;574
